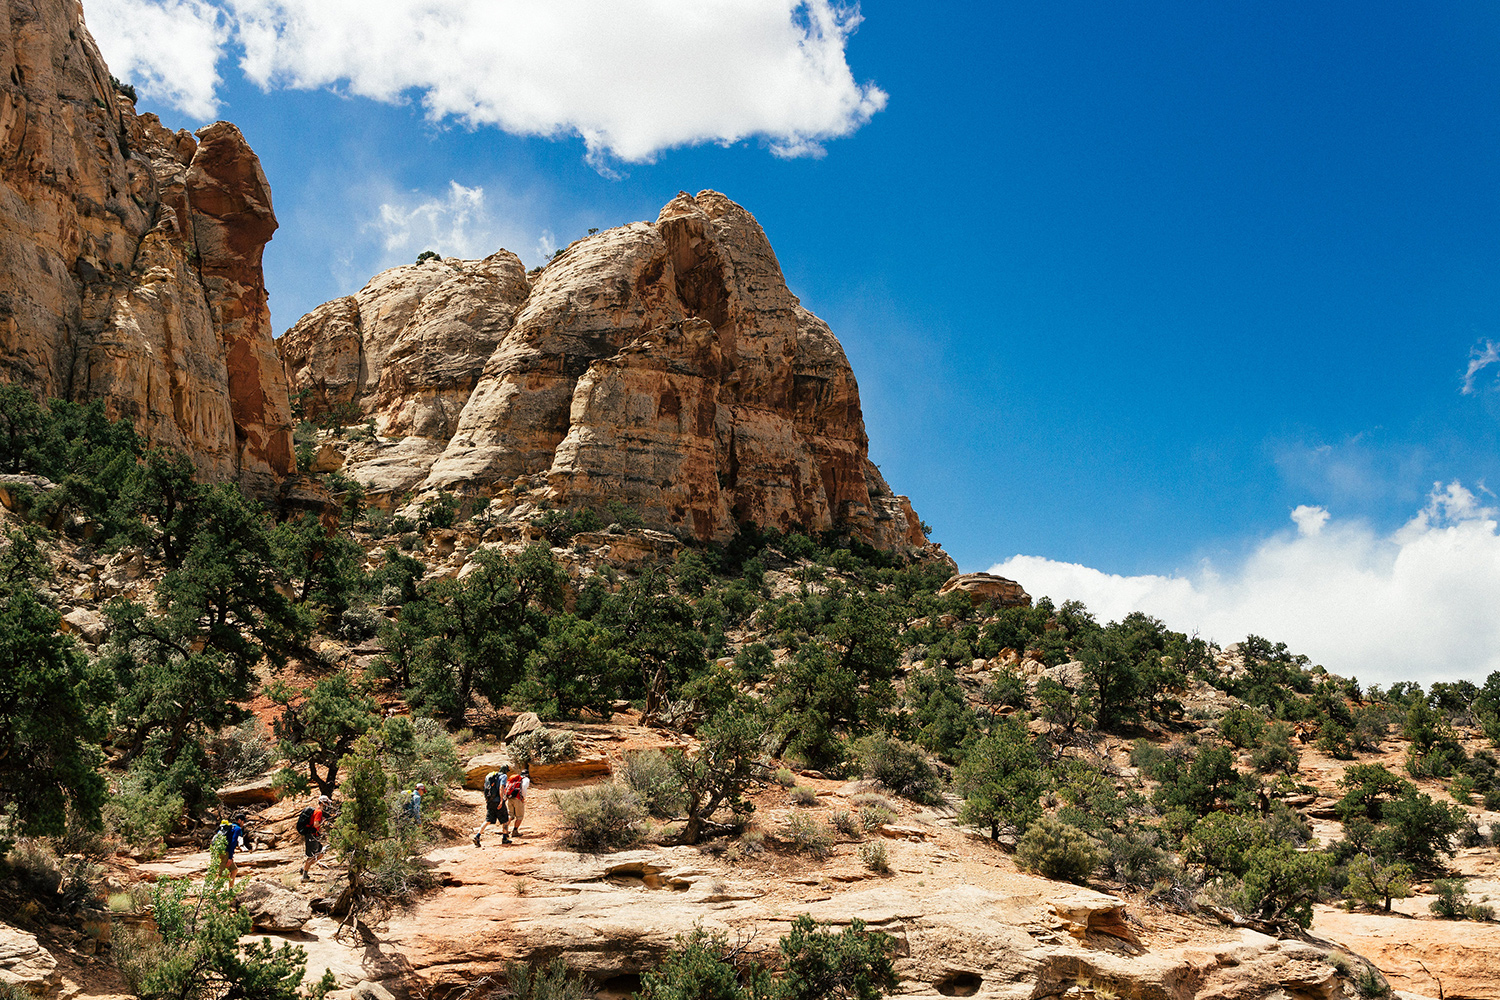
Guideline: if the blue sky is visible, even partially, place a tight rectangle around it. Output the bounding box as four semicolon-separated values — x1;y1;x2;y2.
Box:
93;1;1500;683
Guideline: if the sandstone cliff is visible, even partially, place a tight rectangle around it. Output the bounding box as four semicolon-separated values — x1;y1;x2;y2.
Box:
280;191;930;553
0;0;292;491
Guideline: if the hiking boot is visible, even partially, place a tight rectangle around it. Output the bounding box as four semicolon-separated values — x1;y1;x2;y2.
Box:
501;835;511;844
300;874;311;883
471;833;482;848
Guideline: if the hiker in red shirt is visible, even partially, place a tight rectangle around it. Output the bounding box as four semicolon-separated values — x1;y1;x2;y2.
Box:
506;768;530;839
299;795;332;882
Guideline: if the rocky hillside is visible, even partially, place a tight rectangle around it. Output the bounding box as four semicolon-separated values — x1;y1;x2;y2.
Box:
278;191;931;555
0;0;293;494
5;2;929;555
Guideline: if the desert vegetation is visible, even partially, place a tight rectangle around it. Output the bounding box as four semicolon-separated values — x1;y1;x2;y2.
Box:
3;396;1500;997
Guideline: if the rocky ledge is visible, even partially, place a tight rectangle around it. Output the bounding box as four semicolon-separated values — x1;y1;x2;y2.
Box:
279;191;932;555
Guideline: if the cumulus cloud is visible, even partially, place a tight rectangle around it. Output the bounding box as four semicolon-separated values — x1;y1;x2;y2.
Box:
85;0;228;119
989;482;1500;687
1463;340;1500;394
87;0;886;163
364;181;553;270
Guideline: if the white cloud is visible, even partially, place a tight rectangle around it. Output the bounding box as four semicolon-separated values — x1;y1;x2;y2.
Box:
1290;504;1329;537
1463;340;1500;394
87;0;886;164
989;482;1500;687
86;0;228;119
362;180;561;272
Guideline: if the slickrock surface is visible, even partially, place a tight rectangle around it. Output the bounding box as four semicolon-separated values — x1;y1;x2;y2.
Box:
114;774;1359;1000
0;0;292;490
280;191;931;554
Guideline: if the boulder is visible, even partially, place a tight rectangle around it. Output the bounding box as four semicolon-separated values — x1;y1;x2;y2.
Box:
506;712;544;741
0;476;57;512
60;607;108;644
218;776;282;807
463;753;516;789
0;923;60;995
938;573;1031;608
571;529;684;569
236;881;312;933
1049;889;1140;946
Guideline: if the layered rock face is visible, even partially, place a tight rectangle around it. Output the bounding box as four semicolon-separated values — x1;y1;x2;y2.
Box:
0;0;292;491
281;191;929;552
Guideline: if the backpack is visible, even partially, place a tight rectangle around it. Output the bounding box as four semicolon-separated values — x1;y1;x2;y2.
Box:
507;774;524;799
483;772;504;805
296;807;316;836
403;791;419;819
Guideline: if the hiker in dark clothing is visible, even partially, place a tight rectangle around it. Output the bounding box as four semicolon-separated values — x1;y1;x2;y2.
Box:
472;766;511;847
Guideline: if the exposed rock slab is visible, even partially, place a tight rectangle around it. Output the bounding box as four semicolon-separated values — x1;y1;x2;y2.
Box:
462;752;611;789
236;880;312;933
0;923;59;994
218;775;281;807
939;573;1032;608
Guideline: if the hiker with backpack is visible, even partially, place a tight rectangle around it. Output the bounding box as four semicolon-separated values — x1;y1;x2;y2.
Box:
472;766;511;847
212;816;251;889
506;767;530;839
298;795;333;882
402;783;427;824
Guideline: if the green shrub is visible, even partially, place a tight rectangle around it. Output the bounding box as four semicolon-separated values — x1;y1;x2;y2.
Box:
1217;707;1265;748
1016;817;1103;885
1344;856;1412;912
829;810;860;837
1098;824;1182;891
498;957;596;1000
1350;964;1391;998
773;767;797;787
554;782;644;851
859;805;896;831
511;728;577;767
789;785;820;807
858;840;890;873
1429;878;1495;921
1250;722;1300;774
620;749;686;819
780;812;832;859
982;669;1027;709
4;839;62;898
851;733;940;804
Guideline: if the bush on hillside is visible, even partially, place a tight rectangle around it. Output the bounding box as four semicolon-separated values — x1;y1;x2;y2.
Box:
1016;817;1103;885
620;749;686;819
554;782;645;851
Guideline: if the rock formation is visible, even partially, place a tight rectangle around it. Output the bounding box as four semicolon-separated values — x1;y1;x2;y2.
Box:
0;0;293;492
280;191;931;553
939;572;1032;608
